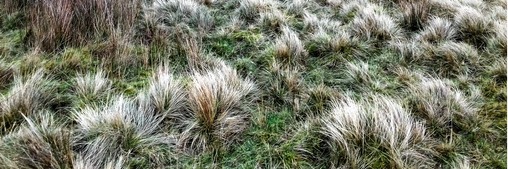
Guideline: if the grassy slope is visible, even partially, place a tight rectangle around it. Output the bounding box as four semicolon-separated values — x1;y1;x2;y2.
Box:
0;0;506;168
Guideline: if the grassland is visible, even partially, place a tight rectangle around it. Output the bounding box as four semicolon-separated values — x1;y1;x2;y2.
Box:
0;0;506;168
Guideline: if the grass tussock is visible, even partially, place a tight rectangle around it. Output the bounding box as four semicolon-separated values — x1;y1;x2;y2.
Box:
27;0;141;52
399;0;432;31
237;0;276;22
74;69;112;103
321;95;434;168
0;0;504;167
0;112;73;169
179;62;256;154
72;95;172;168
150;0;213;33
454;6;493;48
351;4;402;41
417;17;456;43
137;64;186;123
408;77;482;134
261;61;305;112
0;70;53;134
424;41;480;76
274;26;307;67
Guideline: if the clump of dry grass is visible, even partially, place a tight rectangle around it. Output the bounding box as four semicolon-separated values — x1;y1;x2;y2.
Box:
486;20;507;56
417;17;456;43
261;61;305;112
0;61;15;89
389;39;426;63
274;26;307;67
408;77;482;134
74;154;128;169
137;64;186;124
321;95;434;168
72;95;172;168
304;84;339;117
150;0;213;33
259;9;287;32
74;69;112;103
0;70;53;134
424;41;480;76
351;4;402;41
0;112;73;169
237;0;276;21
27;0;141;52
399;0;431;31
179;62;256;154
454;6;493;48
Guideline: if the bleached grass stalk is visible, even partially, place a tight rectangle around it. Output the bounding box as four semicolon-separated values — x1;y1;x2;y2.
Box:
179;62;256;153
74;69;111;103
73;95;171;168
322;95;434;168
0;112;73;168
0;70;52;134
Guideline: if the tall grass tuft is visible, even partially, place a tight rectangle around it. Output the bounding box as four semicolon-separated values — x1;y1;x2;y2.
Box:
351;4;401;41
454;6;493;49
179;62;256;154
399;0;431;31
408;77;482;134
238;0;276;22
0;70;53;134
74;70;112;104
274;26;307;67
321;95;434;168
150;0;213;33
27;0;141;52
417;17;456;43
0;112;73;168
72;95;172;168
137;65;186;125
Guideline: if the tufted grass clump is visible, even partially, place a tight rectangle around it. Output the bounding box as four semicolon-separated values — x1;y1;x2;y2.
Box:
179;62;256;154
321;95;435;168
0;70;53;135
